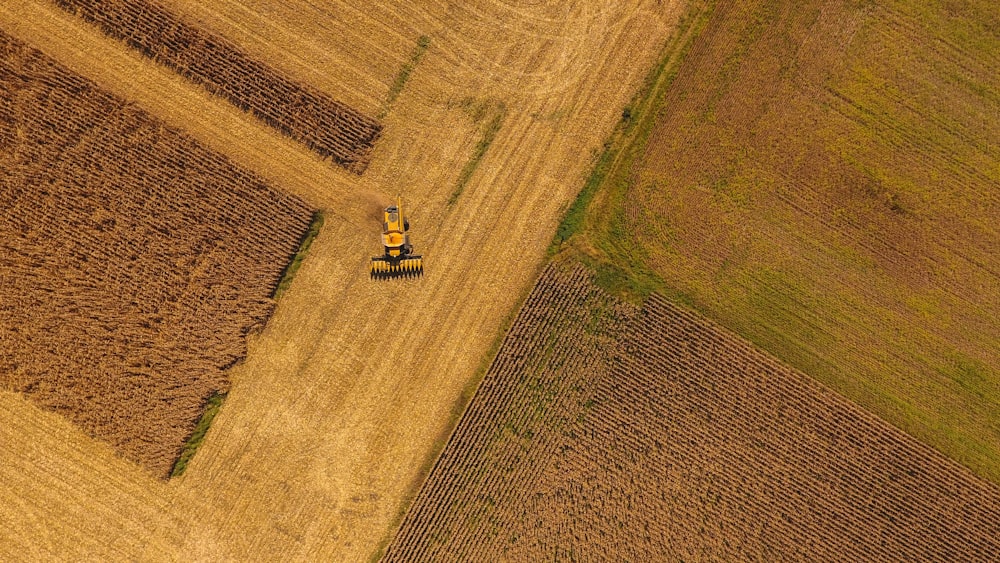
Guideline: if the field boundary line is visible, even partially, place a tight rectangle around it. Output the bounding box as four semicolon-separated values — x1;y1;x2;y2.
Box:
551;0;714;253
274;210;326;300
369;258;557;562
54;0;383;173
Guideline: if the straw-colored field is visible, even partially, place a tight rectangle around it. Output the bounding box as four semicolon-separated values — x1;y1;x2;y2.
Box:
0;0;681;559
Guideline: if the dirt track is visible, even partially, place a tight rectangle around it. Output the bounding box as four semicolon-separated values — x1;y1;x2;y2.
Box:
0;0;681;559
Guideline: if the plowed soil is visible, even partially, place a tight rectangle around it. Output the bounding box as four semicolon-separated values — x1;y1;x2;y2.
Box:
386;262;1000;561
0;32;313;478
55;0;382;173
0;0;681;559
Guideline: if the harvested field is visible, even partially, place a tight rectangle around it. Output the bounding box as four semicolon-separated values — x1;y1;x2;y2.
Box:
55;0;382;173
580;0;1000;481
0;31;313;478
386;262;1000;561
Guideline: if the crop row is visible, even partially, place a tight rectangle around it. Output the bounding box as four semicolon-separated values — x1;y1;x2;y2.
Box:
384;263;630;561
579;293;1000;560
0;32;314;478
55;0;382;173
383;262;1000;560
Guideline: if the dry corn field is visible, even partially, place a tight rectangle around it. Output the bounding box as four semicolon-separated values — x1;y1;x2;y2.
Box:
385;262;1000;561
0;31;313;479
55;0;382;173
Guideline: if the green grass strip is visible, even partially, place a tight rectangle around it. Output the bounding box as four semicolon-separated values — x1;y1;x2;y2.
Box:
382;35;431;118
170;391;227;478
553;1;713;246
549;0;715;303
274;210;325;300
448;103;506;206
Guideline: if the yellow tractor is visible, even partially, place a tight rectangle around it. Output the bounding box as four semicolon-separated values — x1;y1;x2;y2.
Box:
371;196;423;279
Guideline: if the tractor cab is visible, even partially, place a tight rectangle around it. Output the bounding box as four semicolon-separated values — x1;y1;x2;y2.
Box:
371;196;423;279
383;206;407;253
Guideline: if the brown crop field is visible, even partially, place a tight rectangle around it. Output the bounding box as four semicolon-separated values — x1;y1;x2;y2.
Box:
54;0;382;173
385;261;1000;561
573;0;1000;482
0;31;313;478
0;0;682;559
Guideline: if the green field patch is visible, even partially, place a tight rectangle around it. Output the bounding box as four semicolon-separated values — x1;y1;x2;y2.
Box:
557;0;1000;483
